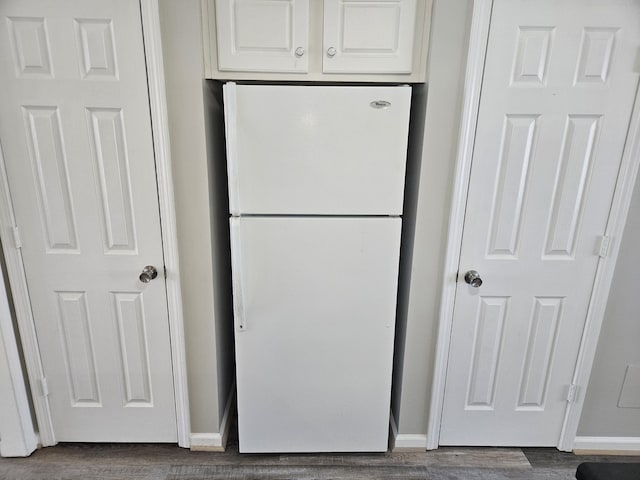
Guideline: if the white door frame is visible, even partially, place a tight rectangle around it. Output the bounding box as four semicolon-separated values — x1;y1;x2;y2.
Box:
0;224;39;457
427;0;640;451
0;0;190;449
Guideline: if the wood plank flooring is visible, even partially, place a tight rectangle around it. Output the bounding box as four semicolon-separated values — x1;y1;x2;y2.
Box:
1;431;639;479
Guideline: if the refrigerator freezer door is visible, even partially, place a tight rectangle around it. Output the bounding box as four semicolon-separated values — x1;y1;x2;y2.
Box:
230;216;401;452
224;83;411;215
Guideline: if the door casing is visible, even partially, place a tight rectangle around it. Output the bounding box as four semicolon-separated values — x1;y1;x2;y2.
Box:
0;0;190;449
427;0;640;451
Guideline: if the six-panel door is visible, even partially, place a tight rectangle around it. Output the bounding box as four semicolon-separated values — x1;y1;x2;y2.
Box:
440;0;640;446
0;0;177;442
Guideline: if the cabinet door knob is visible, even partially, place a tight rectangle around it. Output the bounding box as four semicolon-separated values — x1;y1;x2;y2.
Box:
327;47;337;58
295;46;305;57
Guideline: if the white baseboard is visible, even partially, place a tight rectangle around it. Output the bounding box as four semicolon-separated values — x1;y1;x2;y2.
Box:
394;433;429;451
573;436;640;455
189;433;225;452
190;382;235;452
389;411;427;452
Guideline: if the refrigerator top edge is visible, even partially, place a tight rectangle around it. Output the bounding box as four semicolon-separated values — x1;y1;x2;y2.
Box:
225;81;412;90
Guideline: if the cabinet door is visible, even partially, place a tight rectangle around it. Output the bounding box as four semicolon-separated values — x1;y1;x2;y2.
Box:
215;0;309;72
322;0;416;74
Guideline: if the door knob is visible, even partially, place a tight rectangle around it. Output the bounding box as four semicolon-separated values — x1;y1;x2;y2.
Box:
327;47;337;57
139;265;158;283
295;46;305;57
464;270;483;287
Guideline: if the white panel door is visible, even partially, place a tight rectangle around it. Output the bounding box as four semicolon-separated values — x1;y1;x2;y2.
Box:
224;83;411;215
322;0;416;74
0;0;177;442
231;217;401;452
440;0;640;446
215;0;309;73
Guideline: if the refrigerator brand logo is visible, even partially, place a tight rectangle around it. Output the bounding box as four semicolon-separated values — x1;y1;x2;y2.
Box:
370;100;391;109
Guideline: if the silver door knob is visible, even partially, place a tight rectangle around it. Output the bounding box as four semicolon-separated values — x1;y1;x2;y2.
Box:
327;47;337;57
295;46;305;57
139;265;158;283
464;270;483;287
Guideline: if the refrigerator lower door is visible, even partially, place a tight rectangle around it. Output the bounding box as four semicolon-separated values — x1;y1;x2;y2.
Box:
230;217;401;453
224;83;411;216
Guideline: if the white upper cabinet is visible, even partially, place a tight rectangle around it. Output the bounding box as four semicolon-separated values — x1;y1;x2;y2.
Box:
203;0;431;82
215;0;309;72
322;0;416;74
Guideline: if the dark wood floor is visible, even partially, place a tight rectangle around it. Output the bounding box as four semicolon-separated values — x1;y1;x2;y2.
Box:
1;430;638;480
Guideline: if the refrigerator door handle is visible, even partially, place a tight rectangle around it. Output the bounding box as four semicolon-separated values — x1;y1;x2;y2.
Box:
230;218;246;331
223;82;241;216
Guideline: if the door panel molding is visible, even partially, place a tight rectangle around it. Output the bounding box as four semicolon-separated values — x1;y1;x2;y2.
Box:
428;0;640;451
0;0;190;450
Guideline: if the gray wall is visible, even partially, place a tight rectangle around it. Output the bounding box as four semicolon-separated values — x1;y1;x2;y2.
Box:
203;81;235;425
392;80;427;430
158;0;234;434
156;0;476;438
578;177;640;437
392;0;473;434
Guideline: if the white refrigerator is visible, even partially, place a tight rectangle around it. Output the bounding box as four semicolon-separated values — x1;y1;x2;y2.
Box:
224;83;411;452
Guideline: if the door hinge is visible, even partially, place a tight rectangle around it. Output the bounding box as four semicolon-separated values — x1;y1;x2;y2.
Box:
598;235;610;257
567;383;578;403
12;226;22;249
40;377;49;397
